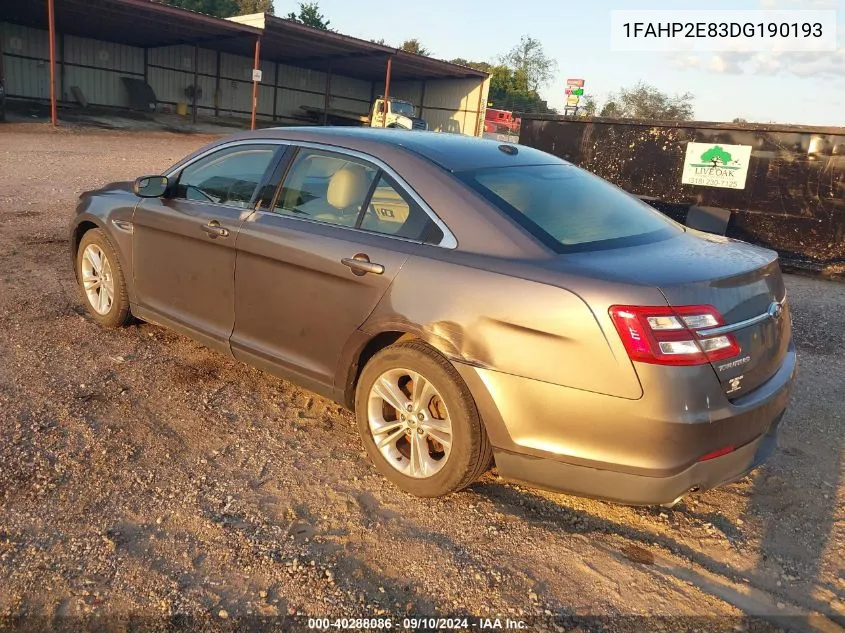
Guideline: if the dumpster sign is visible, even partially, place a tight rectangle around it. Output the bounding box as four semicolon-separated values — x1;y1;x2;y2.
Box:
681;142;752;189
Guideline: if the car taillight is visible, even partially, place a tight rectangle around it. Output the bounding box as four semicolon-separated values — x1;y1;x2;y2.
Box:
608;305;740;366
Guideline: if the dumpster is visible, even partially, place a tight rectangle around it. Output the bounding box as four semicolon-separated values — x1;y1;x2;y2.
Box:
519;115;845;277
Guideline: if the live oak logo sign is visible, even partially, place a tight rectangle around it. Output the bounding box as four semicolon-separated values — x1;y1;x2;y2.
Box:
681;142;752;190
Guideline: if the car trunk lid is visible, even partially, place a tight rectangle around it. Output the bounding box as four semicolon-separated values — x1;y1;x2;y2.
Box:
657;257;790;399
551;231;791;398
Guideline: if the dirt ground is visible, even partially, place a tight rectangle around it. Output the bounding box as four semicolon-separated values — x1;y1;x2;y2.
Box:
0;125;842;632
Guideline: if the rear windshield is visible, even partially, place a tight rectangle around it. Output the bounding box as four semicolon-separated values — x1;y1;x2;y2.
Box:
458;164;682;253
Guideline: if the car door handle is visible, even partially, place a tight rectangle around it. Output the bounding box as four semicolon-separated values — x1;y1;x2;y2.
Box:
202;220;229;238
341;255;385;276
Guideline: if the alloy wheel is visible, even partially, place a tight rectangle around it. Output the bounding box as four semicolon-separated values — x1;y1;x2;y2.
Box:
81;244;115;316
367;368;453;479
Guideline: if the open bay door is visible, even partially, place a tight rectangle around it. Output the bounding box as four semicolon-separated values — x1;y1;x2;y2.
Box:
383;76;491;137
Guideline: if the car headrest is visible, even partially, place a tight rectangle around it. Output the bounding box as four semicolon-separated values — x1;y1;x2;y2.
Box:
327;165;369;210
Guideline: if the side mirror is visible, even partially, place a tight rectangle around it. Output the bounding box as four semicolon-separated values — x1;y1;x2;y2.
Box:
133;175;169;198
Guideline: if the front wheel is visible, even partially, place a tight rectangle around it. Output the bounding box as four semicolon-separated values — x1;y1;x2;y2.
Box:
354;341;492;497
76;228;132;328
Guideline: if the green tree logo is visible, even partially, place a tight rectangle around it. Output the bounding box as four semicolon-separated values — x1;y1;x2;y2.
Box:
691;145;740;170
700;146;733;167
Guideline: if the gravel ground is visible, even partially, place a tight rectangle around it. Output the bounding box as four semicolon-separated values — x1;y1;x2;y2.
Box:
0;125;842;632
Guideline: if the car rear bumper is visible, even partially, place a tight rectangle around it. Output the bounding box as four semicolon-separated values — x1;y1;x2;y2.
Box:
493;412;781;506
453;341;795;506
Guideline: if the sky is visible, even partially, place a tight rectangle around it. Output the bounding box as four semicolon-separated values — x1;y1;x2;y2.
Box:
286;0;844;125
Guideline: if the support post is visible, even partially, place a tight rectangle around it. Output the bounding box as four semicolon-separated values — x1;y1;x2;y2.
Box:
272;60;279;121
251;36;261;130
419;80;426;124
192;44;199;124
474;77;485;137
59;32;66;106
323;63;331;126
382;55;393;128
214;50;221;118
47;0;58;126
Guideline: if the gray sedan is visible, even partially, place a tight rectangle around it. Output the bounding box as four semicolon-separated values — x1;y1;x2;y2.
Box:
70;128;796;505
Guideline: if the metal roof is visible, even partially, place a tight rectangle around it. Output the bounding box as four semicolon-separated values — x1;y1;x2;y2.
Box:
230;13;487;81
0;0;262;54
0;0;487;82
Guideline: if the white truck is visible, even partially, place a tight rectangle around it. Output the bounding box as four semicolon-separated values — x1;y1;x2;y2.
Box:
300;97;428;131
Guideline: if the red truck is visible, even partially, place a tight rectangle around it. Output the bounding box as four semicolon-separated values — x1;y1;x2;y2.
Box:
484;108;520;135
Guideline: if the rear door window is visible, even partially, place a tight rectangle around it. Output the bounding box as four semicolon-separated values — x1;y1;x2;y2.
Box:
459;164;681;252
273;148;446;245
274;150;377;227
360;173;444;244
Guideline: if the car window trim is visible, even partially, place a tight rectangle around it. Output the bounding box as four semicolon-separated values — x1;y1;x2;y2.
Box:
357;171;444;245
267;140;457;249
355;168;384;230
164;140;290;212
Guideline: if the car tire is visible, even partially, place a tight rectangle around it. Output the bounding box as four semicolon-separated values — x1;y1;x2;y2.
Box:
354;340;492;497
76;228;132;328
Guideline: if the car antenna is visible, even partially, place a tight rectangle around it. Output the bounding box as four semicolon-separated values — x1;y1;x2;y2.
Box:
498;144;518;155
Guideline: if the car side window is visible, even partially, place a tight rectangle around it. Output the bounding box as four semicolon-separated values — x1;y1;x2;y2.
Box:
274;150;377;227
359;173;444;244
173;144;276;208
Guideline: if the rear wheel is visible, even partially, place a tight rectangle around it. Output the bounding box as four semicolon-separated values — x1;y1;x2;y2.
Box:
354;341;492;497
76;228;131;328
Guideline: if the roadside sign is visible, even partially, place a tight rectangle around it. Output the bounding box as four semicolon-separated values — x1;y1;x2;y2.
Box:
566;95;580;106
252;69;263;83
681;142;752;189
566;78;585;87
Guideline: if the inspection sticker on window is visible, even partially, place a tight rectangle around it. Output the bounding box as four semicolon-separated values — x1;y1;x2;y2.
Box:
681;142;752;190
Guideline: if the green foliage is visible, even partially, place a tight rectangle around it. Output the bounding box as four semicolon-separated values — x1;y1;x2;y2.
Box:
401;39;430;56
286;1;331;29
700;146;733;166
448;41;556;115
501;35;557;93
598;82;694;120
578;95;598;117
160;0;274;17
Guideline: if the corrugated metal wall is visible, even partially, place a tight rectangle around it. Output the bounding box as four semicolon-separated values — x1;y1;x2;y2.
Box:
2;23;55;101
63;35;143;107
1;21;488;134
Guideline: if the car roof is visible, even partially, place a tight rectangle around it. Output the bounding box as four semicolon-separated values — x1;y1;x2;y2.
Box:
249;127;565;172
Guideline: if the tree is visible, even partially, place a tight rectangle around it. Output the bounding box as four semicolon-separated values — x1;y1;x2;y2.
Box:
401;39;430;56
160;0;237;17
286;1;330;29
370;38;387;45
700;146;733;167
599;100;620;117
501;35;557;93
732;117;748;123
600;82;694;120
238;0;273;12
448;59;493;73
160;0;274;17
578;95;597;117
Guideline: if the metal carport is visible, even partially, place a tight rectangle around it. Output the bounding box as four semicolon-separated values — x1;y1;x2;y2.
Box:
0;0;489;134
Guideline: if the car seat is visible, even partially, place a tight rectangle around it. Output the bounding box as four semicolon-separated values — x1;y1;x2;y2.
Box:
314;165;370;226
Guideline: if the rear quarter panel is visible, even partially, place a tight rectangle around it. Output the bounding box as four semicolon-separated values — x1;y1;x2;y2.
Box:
362;251;654;401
